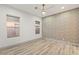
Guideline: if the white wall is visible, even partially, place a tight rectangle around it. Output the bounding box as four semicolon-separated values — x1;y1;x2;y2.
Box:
0;5;42;48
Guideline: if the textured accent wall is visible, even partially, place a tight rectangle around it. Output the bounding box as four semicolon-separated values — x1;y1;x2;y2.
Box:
42;8;79;43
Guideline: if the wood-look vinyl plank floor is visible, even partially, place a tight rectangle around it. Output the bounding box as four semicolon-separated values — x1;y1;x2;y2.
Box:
0;39;79;55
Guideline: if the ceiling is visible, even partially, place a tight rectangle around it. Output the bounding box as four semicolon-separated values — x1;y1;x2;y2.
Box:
8;4;79;17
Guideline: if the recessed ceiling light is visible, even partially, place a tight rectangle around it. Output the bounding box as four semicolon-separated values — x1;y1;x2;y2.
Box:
61;7;64;9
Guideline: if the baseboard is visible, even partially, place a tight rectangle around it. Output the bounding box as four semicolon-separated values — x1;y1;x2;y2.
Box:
0;38;42;51
43;37;79;47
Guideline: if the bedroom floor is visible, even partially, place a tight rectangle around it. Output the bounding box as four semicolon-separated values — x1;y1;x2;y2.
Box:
0;39;79;55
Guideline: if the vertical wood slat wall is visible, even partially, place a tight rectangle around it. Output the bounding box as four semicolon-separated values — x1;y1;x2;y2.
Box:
42;8;79;43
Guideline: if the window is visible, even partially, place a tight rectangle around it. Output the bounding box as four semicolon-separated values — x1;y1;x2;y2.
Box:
7;15;20;38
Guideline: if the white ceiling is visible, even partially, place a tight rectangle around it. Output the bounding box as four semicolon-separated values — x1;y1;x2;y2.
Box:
8;4;79;17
